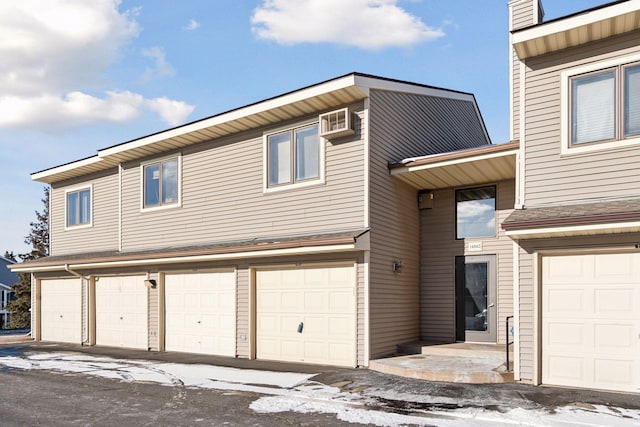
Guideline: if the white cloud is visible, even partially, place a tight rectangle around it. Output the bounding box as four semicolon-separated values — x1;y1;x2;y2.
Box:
140;47;176;83
0;0;194;130
251;0;444;50
146;97;195;127
456;200;494;219
184;19;200;31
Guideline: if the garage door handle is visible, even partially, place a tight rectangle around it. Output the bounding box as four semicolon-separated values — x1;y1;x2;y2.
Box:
297;322;304;333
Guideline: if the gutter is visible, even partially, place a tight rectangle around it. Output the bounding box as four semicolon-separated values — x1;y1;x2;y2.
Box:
64;264;89;280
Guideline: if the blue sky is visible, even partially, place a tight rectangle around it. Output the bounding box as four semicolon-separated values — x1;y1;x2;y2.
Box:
0;0;606;254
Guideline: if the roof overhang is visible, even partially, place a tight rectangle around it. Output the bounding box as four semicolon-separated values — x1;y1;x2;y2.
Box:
504;220;640;240
389;142;519;190
512;0;640;59
9;229;370;273
32;73;480;184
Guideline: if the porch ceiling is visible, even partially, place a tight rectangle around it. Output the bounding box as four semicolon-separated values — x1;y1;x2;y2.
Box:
389;142;519;190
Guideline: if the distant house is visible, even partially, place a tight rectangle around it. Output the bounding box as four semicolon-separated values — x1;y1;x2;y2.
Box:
0;256;17;328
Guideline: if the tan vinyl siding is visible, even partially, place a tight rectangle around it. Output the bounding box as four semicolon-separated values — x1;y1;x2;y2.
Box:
420;180;515;344
517;247;534;382
120;104;365;252
522;33;640;207
512;49;521;139
236;265;249;358
367;89;488;358
510;0;539;31
50;169;119;256
148;272;159;350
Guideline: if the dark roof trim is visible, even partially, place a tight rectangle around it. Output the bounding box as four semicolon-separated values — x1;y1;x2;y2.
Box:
502;210;640;231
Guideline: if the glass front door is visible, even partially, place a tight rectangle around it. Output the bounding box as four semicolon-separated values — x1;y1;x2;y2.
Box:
455;255;496;342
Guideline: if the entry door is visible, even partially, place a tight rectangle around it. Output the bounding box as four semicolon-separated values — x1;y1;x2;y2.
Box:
455;255;496;342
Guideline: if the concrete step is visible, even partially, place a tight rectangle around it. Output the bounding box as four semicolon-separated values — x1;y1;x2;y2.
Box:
369;354;514;384
398;341;513;360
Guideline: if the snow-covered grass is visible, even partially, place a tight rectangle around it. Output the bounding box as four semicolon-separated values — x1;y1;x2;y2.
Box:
1;351;638;426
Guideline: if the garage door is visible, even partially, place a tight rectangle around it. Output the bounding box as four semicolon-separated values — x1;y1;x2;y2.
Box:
256;265;356;367
164;271;236;356
542;253;640;393
96;275;148;349
41;278;82;344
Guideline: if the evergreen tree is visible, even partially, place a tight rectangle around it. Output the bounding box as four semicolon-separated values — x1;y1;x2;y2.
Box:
6;187;49;329
3;251;17;262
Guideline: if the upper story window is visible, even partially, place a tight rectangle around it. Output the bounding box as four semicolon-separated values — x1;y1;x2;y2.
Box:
266;123;322;190
456;186;496;240
142;156;180;210
562;56;640;154
66;186;91;228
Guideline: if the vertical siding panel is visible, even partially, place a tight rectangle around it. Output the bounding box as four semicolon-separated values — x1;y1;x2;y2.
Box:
148;272;159;350
517;248;534;381
236;265;249;358
368;89;489;358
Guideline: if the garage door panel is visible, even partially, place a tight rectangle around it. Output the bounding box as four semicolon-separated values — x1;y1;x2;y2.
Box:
41;279;83;344
96;275;148;350
164;271;236;356
543;254;640;393
256;265;356;367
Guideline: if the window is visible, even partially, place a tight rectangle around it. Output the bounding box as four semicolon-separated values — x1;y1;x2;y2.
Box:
456;186;496;240
143;157;179;209
567;61;640;148
267;124;320;187
66;187;91;227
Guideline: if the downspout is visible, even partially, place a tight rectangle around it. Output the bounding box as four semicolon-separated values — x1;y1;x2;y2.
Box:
64;264;91;345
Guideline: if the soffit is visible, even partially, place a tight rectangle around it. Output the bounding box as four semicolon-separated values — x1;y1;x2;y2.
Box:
513;2;640;59
33;84;367;184
389;142;519;190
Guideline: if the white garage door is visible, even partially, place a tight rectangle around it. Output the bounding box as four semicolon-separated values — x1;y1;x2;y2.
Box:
96;275;148;350
256;265;356;367
41;278;82;344
164;271;236;356
542;253;640;393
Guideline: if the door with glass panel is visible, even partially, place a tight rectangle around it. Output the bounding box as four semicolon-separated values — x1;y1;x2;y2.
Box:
455;255;496;343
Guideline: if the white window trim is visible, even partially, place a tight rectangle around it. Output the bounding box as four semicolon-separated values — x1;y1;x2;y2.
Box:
64;183;93;230
262;120;325;194
140;154;182;212
561;52;640;156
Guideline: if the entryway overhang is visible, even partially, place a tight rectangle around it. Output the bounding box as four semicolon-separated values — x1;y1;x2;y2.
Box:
502;199;640;240
389;142;519;190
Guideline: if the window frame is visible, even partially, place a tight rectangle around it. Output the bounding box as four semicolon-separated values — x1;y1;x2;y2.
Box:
455;185;497;241
263;120;325;193
561;53;640;155
140;154;182;212
65;184;93;230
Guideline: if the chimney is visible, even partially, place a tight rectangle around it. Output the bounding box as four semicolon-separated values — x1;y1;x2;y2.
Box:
508;0;544;32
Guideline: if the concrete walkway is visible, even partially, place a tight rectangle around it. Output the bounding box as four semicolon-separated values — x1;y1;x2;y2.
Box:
369;342;514;384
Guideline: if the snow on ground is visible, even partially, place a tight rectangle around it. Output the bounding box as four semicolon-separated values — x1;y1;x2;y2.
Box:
0;352;638;426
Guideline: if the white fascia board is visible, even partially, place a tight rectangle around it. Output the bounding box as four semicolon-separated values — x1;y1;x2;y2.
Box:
391;149;518;175
504;220;640;239
10;242;367;273
31;156;103;183
354;74;474;103
98;75;361;159
512;0;640;45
